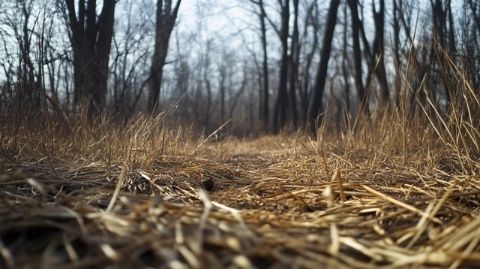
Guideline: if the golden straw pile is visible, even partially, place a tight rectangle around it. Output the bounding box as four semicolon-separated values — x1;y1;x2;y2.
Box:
1;115;480;268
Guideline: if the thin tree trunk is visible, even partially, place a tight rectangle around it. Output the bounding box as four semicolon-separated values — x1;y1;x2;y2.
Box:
147;0;182;112
372;0;389;104
347;0;367;114
259;0;269;131
274;0;290;133
301;2;319;126
393;0;402;107
204;78;211;130
307;0;341;134
288;0;300;129
219;67;226;123
342;2;351;124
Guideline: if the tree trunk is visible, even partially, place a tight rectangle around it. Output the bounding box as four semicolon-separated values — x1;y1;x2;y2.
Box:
147;0;182;113
259;0;270;132
347;0;366;114
307;0;341;134
300;2;319;126
219;66;227;122
342;2;351;124
288;0;300;129
274;0;290;133
372;0;389;104
65;0;116;117
393;0;402;107
204;78;212;130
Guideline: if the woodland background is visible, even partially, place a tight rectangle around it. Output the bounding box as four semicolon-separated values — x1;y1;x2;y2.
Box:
0;0;479;135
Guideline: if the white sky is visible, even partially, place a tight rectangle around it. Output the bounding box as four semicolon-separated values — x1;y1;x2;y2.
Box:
178;0;249;34
175;0;256;53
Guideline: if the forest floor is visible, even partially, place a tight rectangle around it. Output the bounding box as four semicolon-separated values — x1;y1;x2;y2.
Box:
1;118;480;268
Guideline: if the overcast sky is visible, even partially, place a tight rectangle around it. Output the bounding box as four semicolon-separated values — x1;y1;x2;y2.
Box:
176;0;254;51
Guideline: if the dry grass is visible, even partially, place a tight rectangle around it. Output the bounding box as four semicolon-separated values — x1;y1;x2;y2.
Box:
1;109;479;269
1;69;479;268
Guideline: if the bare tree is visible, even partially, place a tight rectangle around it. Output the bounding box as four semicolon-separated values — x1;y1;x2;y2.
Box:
1;0;42;115
341;2;351;122
392;0;402;106
289;0;300;129
219;58;227;123
249;0;270;131
272;0;290;133
371;0;389;104
299;1;320;125
307;0;341;134
147;0;182;112
203;45;212;130
111;0;152;118
347;0;366;113
63;0;116;116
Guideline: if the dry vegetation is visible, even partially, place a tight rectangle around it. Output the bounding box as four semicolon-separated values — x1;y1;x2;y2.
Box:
1;61;480;268
1;93;479;269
